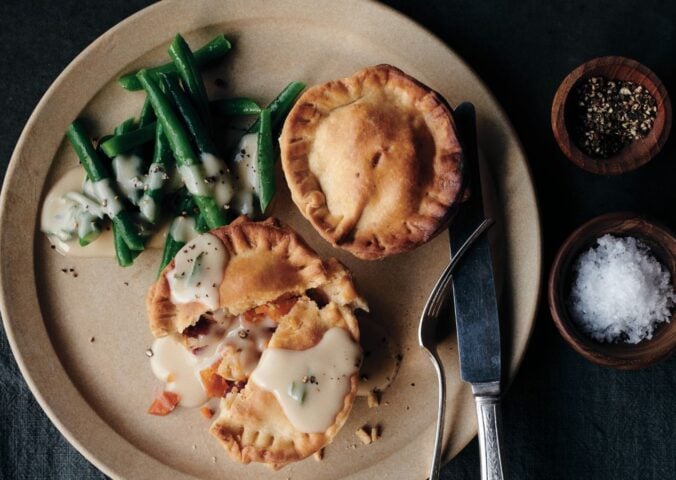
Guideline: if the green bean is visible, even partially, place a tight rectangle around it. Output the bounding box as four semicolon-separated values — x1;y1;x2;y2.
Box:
115;117;136;135
118;35;231;91
78;217;101;247
80;117;136;248
211;98;261;116
136;69;227;229
66;120;109;182
113;221;135;267
66;119;143;250
138;97;156;128
158;191;207;275
139;121;174;224
158;231;184;275
159;73;217;155
248;81;305;134
256;108;275;212
66;120;144;251
136;69;201;167
112;212;145;251
168;34;211;127
195;212;209;233
100;121;157;157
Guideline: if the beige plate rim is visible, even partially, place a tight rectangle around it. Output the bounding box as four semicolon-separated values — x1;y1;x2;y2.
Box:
0;0;542;478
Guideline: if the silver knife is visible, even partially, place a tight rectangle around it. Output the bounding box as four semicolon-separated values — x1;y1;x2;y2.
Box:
450;102;505;480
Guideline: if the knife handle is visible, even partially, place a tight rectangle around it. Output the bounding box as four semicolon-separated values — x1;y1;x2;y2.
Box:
474;385;505;480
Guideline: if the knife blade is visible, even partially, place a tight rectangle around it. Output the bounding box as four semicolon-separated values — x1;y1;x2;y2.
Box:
450;102;502;384
450;102;505;480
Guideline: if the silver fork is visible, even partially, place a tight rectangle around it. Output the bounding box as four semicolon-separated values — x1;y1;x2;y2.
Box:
418;217;495;480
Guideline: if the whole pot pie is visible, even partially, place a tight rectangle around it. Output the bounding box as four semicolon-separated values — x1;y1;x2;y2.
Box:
146;217;366;469
280;64;465;260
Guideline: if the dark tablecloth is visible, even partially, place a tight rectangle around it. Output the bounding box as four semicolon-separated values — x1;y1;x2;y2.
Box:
1;1;674;479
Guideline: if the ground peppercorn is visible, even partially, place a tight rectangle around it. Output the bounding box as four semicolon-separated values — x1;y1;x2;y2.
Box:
569;76;657;158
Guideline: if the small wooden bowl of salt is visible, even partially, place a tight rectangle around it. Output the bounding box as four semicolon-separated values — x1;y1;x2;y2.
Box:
548;212;676;369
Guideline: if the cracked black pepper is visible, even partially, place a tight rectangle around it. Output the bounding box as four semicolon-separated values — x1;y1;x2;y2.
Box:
569;76;657;158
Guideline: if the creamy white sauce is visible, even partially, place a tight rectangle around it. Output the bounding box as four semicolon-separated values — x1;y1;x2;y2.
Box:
150;335;210;407
91;178;123;218
112;154;144;205
201;152;235;208
63;191;103;218
232;133;259;193
231;191;255;216
231;134;259;215
138;196;157;223
42;196;79;241
357;320;401;396
170;216;198;243
146;163;168;190
167;233;228;310
250;327;361;433
42;168;166;257
41;168;105;249
178;164;211;197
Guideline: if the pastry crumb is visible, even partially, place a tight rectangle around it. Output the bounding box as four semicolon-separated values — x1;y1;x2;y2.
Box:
356;426;372;445
367;389;380;408
313;448;324;461
200;406;214;419
192;444;197;450
370;424;381;443
212;456;217;463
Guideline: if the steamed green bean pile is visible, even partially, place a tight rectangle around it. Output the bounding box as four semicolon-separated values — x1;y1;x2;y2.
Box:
60;33;305;271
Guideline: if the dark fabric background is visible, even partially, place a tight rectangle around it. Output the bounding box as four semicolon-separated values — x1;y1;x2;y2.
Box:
1;1;674;479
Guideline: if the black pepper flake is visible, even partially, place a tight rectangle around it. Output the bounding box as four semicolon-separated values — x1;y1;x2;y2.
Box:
570;76;657;158
124;282;129;286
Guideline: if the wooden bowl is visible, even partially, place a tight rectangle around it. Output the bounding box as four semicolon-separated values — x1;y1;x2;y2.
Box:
548;212;676;369
551;56;672;175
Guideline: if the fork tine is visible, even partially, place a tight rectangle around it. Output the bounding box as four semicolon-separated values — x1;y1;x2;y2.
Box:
419;217;494;342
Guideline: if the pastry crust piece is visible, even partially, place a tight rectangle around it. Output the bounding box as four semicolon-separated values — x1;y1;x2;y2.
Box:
280;64;465;260
146;216;365;337
146;217;366;468
210;298;360;469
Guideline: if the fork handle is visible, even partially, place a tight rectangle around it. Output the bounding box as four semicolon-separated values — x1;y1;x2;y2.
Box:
474;388;505;480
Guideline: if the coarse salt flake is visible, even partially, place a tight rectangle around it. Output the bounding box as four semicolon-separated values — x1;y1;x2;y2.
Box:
568;234;675;344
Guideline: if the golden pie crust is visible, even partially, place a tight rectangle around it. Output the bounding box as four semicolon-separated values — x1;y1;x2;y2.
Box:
146;217;366;468
280;64;465;260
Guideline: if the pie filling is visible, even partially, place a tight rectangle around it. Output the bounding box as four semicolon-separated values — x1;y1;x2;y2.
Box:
149;296;295;410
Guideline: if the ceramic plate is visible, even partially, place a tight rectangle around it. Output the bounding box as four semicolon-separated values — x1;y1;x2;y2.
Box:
0;1;541;478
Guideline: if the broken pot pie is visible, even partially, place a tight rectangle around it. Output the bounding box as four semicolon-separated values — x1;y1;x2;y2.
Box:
146;217;366;468
280;64;465;260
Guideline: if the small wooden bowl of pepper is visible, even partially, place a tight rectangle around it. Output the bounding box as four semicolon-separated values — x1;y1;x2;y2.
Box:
551;56;671;175
548;212;676;369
